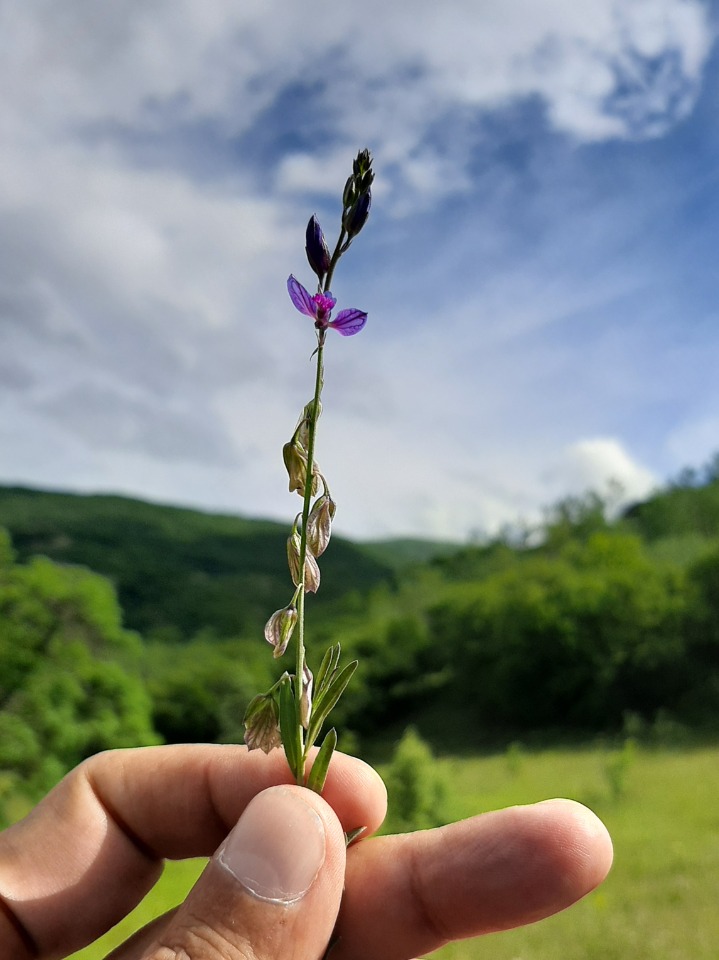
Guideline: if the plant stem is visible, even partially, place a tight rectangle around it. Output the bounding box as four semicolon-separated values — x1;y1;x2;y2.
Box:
295;330;326;783
325;230;346;293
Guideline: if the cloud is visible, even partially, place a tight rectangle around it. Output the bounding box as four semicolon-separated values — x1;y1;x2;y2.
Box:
0;1;716;540
542;438;657;506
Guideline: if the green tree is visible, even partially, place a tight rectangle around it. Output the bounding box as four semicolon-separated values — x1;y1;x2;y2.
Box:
430;531;688;731
384;727;447;833
0;532;159;797
146;637;271;744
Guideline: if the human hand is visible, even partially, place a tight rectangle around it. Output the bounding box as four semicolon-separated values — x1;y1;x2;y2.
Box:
0;745;612;960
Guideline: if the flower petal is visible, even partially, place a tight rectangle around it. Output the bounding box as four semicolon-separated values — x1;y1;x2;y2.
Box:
329;308;367;336
287;275;316;317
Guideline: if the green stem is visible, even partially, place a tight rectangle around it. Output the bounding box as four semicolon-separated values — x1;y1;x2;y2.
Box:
295;330;326;783
325;230;346;293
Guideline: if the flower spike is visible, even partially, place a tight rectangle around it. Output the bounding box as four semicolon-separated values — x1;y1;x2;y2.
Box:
247;151;374;790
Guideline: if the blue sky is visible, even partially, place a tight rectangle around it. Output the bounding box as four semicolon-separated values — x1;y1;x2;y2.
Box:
1;0;718;540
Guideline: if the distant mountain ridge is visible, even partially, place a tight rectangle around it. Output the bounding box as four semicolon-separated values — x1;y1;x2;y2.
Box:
0;485;458;642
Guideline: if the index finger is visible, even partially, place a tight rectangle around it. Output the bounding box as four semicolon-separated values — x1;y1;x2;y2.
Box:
0;744;387;959
335;798;613;960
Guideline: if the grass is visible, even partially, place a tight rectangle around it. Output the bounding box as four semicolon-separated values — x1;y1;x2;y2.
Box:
64;742;719;959
436;742;719;959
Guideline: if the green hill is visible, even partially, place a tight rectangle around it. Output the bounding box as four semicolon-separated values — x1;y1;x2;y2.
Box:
0;486;401;642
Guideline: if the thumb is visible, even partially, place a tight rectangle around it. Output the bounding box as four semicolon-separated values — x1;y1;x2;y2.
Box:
142;785;346;960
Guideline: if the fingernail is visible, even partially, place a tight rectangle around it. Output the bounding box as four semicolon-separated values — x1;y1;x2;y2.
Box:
218;787;326;904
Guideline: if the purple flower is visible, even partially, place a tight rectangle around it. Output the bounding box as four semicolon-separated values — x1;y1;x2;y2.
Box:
287;275;367;337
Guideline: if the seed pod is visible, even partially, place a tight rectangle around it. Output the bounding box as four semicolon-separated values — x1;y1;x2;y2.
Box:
304;549;321;593
287;530;302;587
264;604;298;658
283;441;308;494
287;530;321;593
306;494;337;557
243;694;281;753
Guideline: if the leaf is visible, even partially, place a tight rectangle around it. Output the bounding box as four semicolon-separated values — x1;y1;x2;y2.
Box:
306;728;337;793
306;659;358;747
278;675;302;781
315;643;341;695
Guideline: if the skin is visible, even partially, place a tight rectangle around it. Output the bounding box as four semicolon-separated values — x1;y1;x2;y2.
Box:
0;745;613;960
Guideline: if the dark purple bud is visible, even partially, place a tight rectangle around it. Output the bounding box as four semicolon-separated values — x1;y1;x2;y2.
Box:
342;189;371;238
305;216;331;280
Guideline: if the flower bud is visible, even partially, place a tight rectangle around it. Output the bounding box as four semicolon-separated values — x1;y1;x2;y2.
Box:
353;148;373;180
299;664;314;729
343;189;371;239
342;175;356;210
306;493;336;557
305;215;331;280
342;149;374;239
243;693;281;753
283;440;308;494
264;604;298;658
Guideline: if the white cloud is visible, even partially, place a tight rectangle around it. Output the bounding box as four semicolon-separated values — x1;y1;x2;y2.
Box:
543;438;657;507
0;1;715;539
1;2;712;185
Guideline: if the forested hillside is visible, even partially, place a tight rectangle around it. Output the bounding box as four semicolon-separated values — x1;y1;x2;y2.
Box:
0;487;398;641
3;464;719;815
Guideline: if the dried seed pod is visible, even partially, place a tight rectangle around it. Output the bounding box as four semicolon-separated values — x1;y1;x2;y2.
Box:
264;604;298;658
243;694;281;753
306;493;337;557
282;440;308;494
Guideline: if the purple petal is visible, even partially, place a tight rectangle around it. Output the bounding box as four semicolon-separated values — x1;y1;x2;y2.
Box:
329;308;367;336
287;275;316;317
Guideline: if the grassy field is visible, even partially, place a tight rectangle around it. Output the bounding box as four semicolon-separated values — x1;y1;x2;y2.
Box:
65;742;719;960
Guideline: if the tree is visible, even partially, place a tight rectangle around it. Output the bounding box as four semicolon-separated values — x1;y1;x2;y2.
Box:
430;531;688;731
0;532;159;797
384;727;447;833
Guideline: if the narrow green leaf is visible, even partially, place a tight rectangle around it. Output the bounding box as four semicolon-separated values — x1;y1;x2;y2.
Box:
313;659;358;716
306;728;337;793
278;675;302;781
306;659;358;747
315;642;341;695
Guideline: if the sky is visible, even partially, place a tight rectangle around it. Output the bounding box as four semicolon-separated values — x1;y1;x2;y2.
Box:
1;0;719;542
